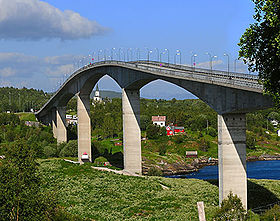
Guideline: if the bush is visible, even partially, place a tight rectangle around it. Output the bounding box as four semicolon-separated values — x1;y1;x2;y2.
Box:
213;192;247;220
146;124;160;139
207;127;217;137
159;144;167;156
198;138;210;152
173;135;184;144
260;204;280;221
44;145;57;158
246;131;256;150
147;167;163;176
0;140;57;220
59;140;78;157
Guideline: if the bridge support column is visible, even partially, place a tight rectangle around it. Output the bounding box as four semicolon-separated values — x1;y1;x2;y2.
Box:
51;109;57;139
56;107;67;143
77;93;91;162
122;89;142;174
218;113;247;209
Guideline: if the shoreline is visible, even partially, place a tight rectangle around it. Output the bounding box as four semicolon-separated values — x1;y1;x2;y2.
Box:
143;154;280;176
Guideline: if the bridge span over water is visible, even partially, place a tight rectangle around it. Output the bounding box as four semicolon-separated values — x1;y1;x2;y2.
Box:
36;60;274;209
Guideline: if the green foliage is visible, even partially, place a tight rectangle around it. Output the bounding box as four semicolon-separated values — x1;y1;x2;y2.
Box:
44;145;58;158
146;124;160;139
0;140;57;220
59;140;78;157
158;143;167;156
239;0;280;105
173;135;184;144
247;131;257;150
147;167;163;176
213;192;247;220
207;127;217;137
0;87;51;112
260;204;280;220
198;137;210;152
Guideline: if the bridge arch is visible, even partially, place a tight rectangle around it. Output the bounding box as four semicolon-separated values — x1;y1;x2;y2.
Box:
36;60;274;209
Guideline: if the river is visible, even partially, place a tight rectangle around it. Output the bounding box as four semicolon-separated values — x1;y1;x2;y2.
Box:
166;160;280;180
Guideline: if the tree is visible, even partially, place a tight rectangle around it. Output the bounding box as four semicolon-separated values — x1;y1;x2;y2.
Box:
0;140;56;220
213;192;247;220
239;0;280;104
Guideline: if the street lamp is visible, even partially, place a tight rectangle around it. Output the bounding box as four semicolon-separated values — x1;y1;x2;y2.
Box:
234;58;240;72
206;52;217;71
111;48;116;60
174;49;181;64
224;53;230;75
136;48;141;60
147;49;153;62
155;48;159;61
98;50;103;61
191;54;198;69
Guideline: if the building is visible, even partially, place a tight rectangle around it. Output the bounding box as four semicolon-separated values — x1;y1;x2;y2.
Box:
65;114;77;125
166;125;185;136
152;116;166;127
93;84;102;102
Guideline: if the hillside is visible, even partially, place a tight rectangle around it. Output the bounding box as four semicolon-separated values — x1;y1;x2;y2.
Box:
40;159;280;220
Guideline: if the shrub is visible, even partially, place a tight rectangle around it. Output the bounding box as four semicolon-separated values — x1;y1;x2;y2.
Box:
207;127;217;137
159;144;167;156
44;145;57;158
146;124;160;139
0;140;57;220
260;204;280;221
59;140;78;157
213;192;247;220
147;167;163;176
198;138;210;152
173;135;184;144
246;131;256;150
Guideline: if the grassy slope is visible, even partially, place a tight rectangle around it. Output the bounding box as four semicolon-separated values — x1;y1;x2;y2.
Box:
40;159;280;220
16;112;36;121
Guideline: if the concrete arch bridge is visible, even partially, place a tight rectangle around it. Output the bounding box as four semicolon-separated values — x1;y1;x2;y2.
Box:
36;60;274;209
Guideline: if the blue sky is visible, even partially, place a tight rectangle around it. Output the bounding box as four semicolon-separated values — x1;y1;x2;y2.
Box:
0;0;256;99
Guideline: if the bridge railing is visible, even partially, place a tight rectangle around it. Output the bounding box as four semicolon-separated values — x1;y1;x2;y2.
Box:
60;60;262;97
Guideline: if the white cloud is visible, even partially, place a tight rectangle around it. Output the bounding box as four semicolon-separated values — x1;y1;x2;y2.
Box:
0;0;108;40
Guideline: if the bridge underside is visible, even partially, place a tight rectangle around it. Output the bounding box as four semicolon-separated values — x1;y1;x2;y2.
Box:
36;62;274;209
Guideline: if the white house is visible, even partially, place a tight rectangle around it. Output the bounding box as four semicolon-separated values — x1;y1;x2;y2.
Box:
152;116;166;127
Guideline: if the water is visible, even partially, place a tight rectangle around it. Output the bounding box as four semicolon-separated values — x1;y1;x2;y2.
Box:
166;160;280;180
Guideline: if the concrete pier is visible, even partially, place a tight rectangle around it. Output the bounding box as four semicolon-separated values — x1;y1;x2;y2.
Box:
52;109;57;139
218;113;247;209
56;106;67;143
77;93;91;162
122;89;142;174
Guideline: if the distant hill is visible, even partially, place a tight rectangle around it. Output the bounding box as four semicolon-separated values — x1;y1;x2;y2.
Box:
90;90;122;99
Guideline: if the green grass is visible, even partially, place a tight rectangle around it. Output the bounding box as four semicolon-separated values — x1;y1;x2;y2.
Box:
40;159;219;220
39;159;280;220
16;112;36;121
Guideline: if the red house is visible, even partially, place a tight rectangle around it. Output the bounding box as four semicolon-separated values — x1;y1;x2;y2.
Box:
166;125;185;136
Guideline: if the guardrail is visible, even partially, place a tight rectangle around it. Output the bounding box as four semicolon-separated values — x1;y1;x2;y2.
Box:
37;60;263;116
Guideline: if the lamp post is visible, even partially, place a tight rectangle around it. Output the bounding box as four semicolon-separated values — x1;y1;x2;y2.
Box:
234;58;240;72
111;48;116;60
174;50;181;64
155;48;159;61
206;52;217;71
136;48;140;60
98;50;103;61
191;54;198;69
147;49;153;62
224;53;230;75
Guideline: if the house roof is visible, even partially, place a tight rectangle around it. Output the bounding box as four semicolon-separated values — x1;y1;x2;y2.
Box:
152;116;166;121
